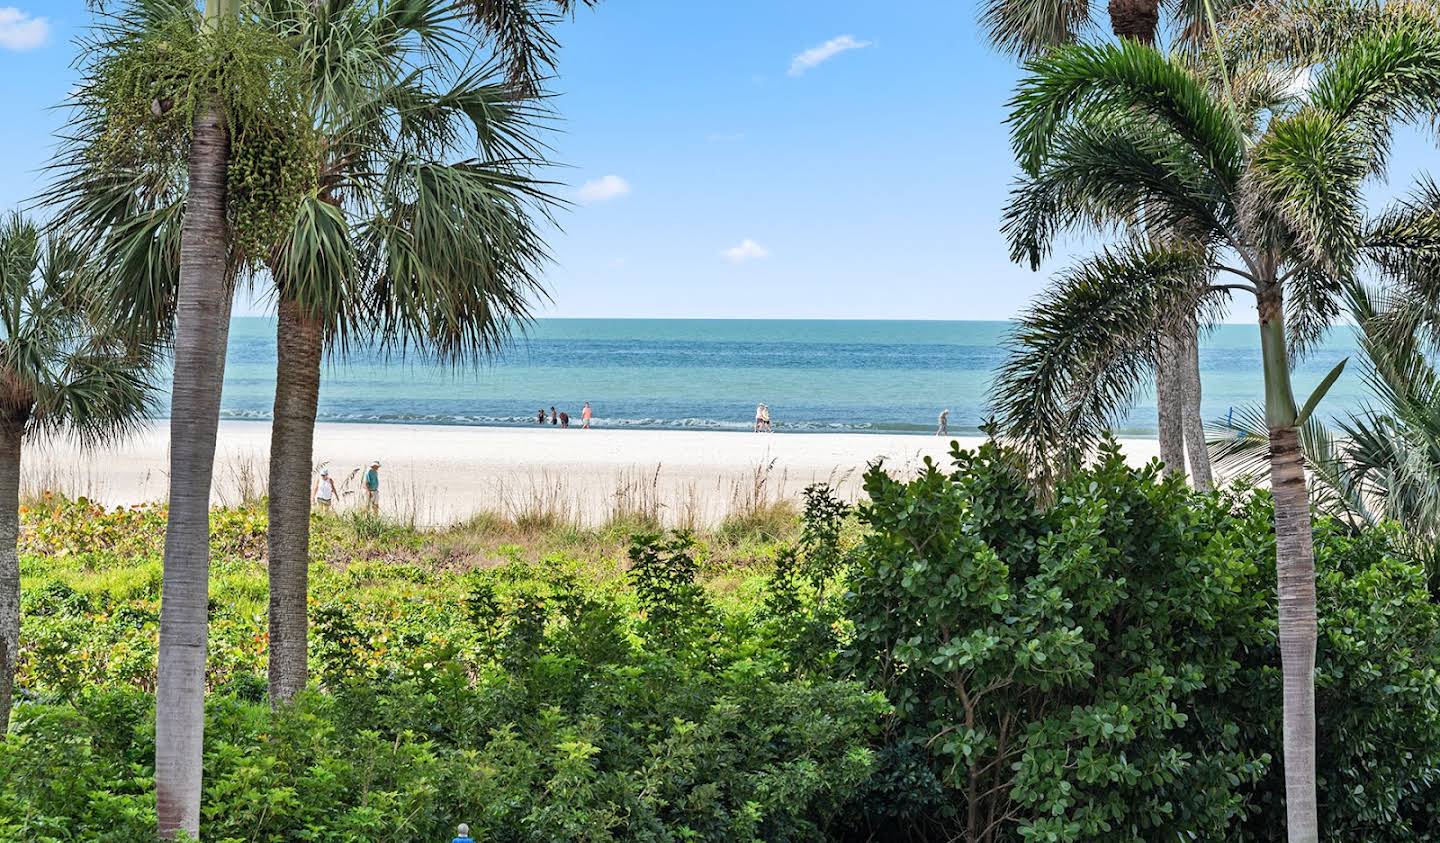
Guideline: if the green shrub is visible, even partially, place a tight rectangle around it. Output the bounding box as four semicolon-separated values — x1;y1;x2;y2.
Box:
828;438;1440;841
6;449;1440;840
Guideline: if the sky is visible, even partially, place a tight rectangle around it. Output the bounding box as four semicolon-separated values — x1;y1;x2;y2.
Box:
0;1;1434;320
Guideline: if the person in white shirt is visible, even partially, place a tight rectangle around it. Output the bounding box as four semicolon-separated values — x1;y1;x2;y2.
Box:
313;467;337;510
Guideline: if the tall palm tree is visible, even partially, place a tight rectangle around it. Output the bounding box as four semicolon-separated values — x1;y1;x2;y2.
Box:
990;16;1440;841
0;214;156;738
153;0;234;827
260;0;554;704
981;0;1236;491
50;0;582;831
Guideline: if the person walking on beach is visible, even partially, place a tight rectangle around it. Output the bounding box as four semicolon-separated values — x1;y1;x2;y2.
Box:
313;468;336;510
936;408;949;437
582;401;593;429
537;407;546;424
550;406;558;426
754;403;772;432
559;410;570;428
363;461;381;512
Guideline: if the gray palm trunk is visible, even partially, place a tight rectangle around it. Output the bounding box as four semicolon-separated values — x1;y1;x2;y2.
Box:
266;298;323;704
1155;342;1187;475
0;414;24;737
1179;316;1213;490
155;103;233;840
1257;287;1317;842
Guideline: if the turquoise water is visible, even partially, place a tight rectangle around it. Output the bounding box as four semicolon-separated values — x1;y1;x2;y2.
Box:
209;317;1364;435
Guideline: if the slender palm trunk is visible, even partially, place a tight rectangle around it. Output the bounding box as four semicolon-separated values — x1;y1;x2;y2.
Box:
1259;287;1318;843
155;102;232;840
1156;345;1187;476
1180;317;1213;490
266;298;323;704
0;414;24;737
1269;424;1318;841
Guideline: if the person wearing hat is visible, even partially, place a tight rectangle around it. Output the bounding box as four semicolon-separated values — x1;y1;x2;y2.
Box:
363;460;381;512
312;467;337;510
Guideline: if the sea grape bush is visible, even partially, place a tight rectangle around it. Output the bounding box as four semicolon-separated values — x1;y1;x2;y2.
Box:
3;444;1440;840
829;439;1440;841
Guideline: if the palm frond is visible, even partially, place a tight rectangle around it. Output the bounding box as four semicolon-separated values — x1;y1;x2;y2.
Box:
356;158;554;363
271;195;361;347
1008;39;1245;192
979;0;1094;58
992;241;1214;469
0;213;160;445
461;0;596;96
1306;17;1440;175
1004;104;1231;268
1247;110;1368;271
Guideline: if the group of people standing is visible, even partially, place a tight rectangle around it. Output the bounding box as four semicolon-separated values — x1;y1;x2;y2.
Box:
538;402;593;429
312;460;383;512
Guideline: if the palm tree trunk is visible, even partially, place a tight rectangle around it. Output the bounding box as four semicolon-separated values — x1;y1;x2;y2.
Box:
155;102;232;841
1180;316;1213;490
0;415;24;738
1269;423;1318;841
267;298;322;704
1156;341;1187;476
1259;288;1318;843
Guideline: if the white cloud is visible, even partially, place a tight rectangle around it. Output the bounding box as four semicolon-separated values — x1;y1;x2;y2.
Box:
0;7;48;51
788;35;870;76
577;174;631;203
723;239;769;263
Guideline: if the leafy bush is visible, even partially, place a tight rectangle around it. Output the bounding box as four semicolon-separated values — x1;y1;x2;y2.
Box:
5;532;883;841
826;439;1440;841
6;451;1440;840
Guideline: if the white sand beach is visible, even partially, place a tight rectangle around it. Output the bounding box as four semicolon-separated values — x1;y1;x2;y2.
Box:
22;421;1163;526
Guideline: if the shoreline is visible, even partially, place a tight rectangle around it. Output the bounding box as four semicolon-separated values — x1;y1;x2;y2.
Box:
24;420;1163;526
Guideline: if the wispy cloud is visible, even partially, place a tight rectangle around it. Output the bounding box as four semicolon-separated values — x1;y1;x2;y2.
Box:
0;7;49;50
788;34;870;76
577;174;631;203
723;239;769;263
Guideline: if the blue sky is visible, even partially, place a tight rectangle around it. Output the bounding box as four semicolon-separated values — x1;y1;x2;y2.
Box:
0;1;1433;320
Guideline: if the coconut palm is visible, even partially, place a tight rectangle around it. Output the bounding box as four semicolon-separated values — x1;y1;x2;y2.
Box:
0;214;156;738
990;16;1440;841
259;0;554;704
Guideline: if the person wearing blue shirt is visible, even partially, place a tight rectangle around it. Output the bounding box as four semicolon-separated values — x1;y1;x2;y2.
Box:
451;823;474;843
364;460;380;512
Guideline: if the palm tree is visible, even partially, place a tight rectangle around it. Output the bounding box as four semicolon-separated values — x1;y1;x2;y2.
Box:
260;0;554;704
981;0;1236;491
0;214;156;737
990;16;1440;841
49;0;582;830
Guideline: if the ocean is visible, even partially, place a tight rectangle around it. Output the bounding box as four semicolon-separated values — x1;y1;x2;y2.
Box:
212;317;1364;436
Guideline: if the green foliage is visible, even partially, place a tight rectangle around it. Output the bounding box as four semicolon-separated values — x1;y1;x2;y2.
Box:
79;0;318;264
7;454;1440;839
7;506;881;841
831;438;1440;841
